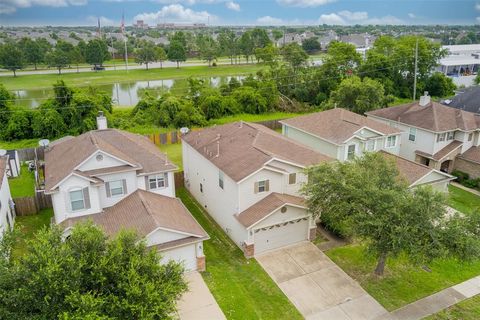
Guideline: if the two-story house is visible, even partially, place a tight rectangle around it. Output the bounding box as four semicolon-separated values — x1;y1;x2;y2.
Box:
281;108;454;191
0;155;15;238
44;115;208;271
367;92;480;179
182;121;332;257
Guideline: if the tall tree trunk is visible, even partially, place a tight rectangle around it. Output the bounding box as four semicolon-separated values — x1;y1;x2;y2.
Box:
160;61;163;69
58;67;61;75
374;252;387;276
76;64;79;73
176;61;179;69
13;69;16;77
34;63;37;70
146;63;149;70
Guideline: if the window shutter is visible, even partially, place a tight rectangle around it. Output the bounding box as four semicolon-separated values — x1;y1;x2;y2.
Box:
105;182;111;198
254;182;259;194
122;179;128;194
164;173;169;188
265;180;270;192
83;187;91;209
145;176;150;190
65;192;72;213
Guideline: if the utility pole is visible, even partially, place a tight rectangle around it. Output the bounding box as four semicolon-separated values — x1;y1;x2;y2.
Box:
413;38;418;101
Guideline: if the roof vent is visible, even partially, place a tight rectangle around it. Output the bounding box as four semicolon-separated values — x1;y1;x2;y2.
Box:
419;92;431;107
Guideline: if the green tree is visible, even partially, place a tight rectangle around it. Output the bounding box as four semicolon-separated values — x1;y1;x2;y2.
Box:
304;152;480;276
18;38;44;70
197;34;218;67
45;48;71;74
424;72;456;97
135;41;157;70
155;46;167;69
302;37;321;53
218;29;238;64
85;39;109;68
326;76;385;114
0;84;14;131
271;29;284;46
167;41;187;68
255;44;280;67
70;47;85;73
0;43;25;76
239;32;254;63
0;223;187;319
32;107;67;138
233;86;268;114
282;43;309;71
3;110;31;140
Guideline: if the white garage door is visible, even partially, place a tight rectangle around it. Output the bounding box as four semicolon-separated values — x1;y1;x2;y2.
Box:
161;244;197;271
254;218;309;255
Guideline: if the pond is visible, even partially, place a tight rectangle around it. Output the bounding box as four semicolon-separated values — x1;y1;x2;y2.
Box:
13;75;246;108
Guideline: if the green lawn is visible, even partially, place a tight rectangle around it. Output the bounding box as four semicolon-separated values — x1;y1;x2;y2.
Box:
0;139;40;150
424;295;480;320
158;143;183;171
9;165;36;198
2;64;263;90
177;188;302;320
326;245;480;311
12;208;54;258
448;185;480;215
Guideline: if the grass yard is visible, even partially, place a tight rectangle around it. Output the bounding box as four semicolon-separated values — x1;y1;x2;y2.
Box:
9;165;36;198
2;64;263;91
0;139;40;150
12;208;54;258
448;185;480;215
177;188;302;320
158;143;183;171
424;295;480;320
326;245;480;311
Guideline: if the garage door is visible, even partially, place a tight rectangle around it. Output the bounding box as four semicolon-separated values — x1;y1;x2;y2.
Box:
254;218;309;255
161;244;197;271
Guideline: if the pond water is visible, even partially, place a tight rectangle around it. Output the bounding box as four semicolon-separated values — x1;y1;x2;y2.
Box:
13;75;246;108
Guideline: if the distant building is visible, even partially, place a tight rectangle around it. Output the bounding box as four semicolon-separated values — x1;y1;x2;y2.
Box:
443;86;480;114
133;20;149;29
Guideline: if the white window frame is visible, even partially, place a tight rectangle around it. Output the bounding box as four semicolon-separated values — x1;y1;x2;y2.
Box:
366;140;376;152
70;188;85;211
447;131;455;140
109;180;124;197
347;144;356;160
258;180;267;193
409;127;416;142
386;135;397;148
288;173;296;185
468;133;473;141
149;174;166;190
437;133;446;142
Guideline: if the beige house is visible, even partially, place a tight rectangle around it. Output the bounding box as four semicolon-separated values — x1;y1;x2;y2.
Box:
281;108;454;191
367;92;480;179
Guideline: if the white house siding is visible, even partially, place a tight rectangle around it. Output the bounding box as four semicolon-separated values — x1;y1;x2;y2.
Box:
52;175;102;224
283;125;339;159
182;142;246;247
136;172;175;197
457;131;476;154
77;151;129;171
238;169;284;213
0;175;14;237
98;171;138;208
265;160;307;196
161;243;198;271
146;228;190;246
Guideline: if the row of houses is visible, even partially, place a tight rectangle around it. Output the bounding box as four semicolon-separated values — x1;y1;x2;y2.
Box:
2;91;479;270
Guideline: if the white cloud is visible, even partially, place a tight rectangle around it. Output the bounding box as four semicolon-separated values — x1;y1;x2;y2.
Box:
476;3;480;10
134;4;214;24
318;13;345;25
408;13;416;19
477;16;480;23
0;0;87;14
277;0;336;8
225;1;240;11
256;16;284;25
338;10;368;21
87;15;115;26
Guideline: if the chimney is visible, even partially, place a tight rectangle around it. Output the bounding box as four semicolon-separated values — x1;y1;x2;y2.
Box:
96;111;108;130
419;92;431;107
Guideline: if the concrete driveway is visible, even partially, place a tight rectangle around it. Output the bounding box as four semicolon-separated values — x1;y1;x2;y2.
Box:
176;271;226;320
256;242;389;320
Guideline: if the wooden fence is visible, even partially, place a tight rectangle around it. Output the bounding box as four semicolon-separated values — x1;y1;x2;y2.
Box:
174;171;185;190
14;191;52;216
16;147;45;162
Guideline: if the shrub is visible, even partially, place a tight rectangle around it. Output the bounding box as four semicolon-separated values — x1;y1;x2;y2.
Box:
452;170;469;183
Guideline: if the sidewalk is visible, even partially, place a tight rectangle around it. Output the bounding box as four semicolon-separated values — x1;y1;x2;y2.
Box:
390;275;480;320
451;182;480;196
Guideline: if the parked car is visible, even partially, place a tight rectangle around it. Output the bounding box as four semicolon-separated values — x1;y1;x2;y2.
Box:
92;65;105;71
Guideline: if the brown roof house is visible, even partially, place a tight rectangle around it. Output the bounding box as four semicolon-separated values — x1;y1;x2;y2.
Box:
0;155;15;238
281;108;454;191
45;113;208;271
181;121;332;257
367;92;480;179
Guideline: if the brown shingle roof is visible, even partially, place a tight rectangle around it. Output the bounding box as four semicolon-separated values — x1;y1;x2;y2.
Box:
415;140;463;161
236;193;306;228
182;122;332;182
45;129;177;191
367;101;480;132
459;146;480;164
0;156;7;184
61;189;208;241
280;108;402;144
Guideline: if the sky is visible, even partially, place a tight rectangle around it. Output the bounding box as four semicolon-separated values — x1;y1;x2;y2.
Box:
1;0;479;27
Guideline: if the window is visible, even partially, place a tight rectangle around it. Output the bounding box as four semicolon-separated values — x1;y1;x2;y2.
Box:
347;144;356;160
289;173;296;185
148;174;167;190
219;171;224;189
468;133;473;141
70;189;85;211
366;140;376;152
437;133;446;142
109;180;124;197
200;183;203;193
447;131;455;140
255;180;269;193
386;136;397;148
409;127;416;142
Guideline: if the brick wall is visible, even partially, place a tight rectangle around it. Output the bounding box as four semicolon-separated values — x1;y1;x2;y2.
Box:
454;158;480;179
309;227;317;241
243;243;254;258
196;256;206;272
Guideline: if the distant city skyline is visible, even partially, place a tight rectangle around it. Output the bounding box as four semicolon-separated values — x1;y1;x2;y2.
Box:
1;0;479;27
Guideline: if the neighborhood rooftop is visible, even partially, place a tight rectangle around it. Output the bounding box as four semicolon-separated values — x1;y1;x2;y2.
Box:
280;108;402;144
61;189;208;244
45;128;177;192
367;100;480;132
182;121;332;182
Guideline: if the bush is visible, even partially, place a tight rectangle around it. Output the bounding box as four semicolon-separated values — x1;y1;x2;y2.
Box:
452;170;469;183
212;62;217;67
